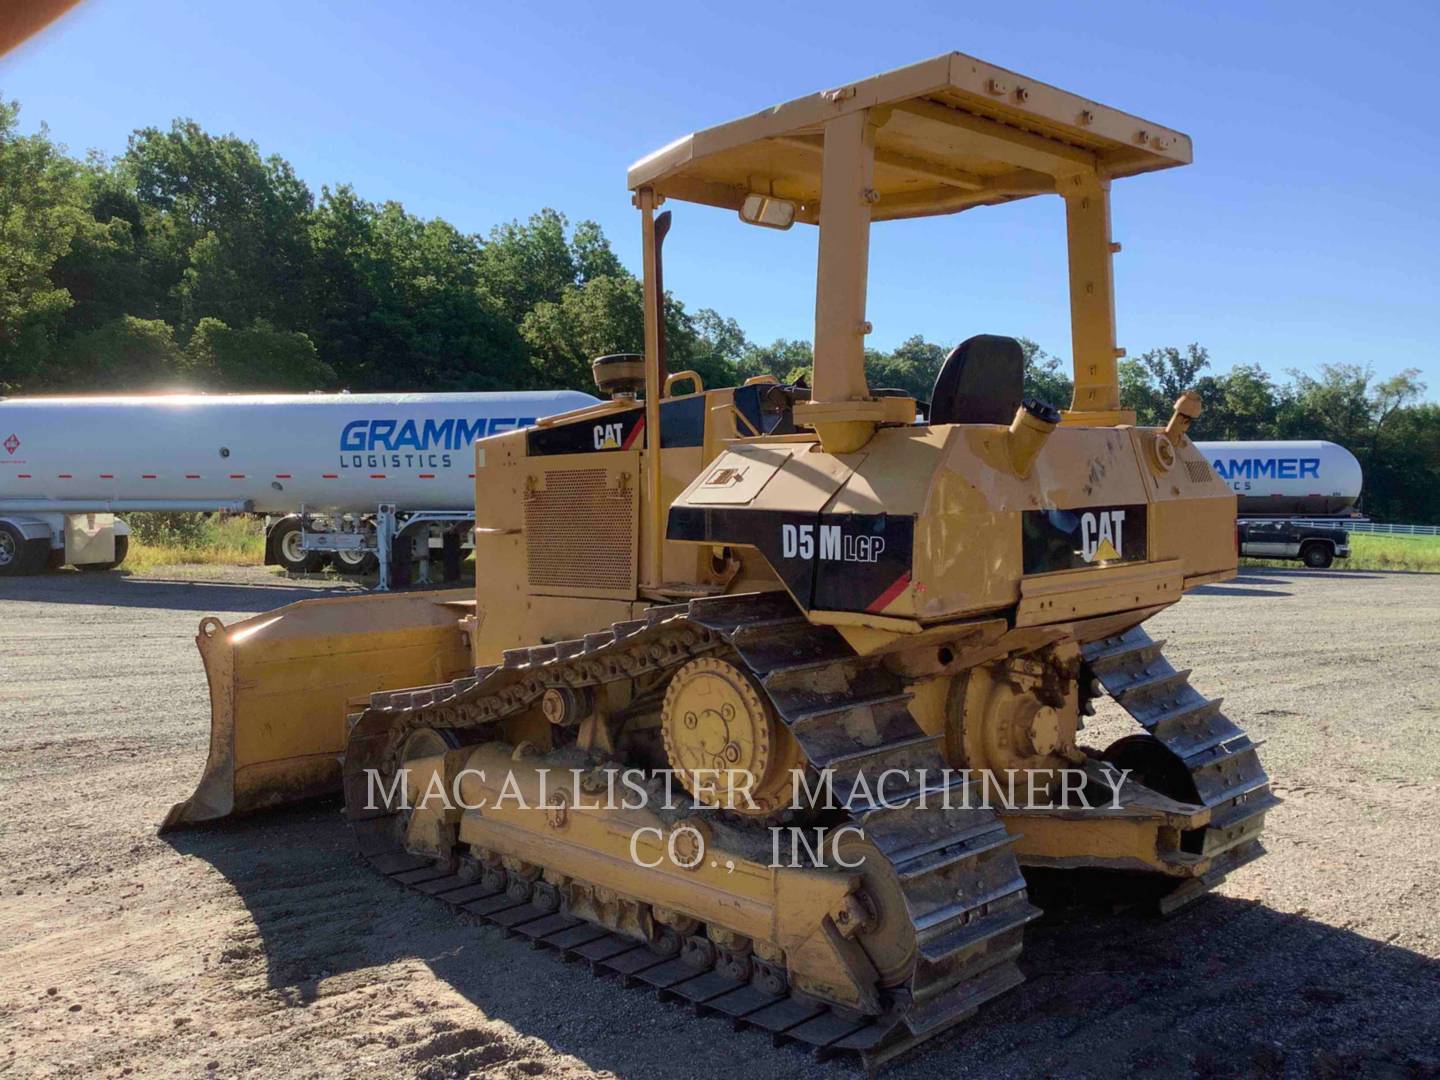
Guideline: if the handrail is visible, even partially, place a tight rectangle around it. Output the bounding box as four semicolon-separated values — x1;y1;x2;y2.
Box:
663;370;704;397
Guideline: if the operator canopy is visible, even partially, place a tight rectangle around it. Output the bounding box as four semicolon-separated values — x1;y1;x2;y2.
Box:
627;52;1190;222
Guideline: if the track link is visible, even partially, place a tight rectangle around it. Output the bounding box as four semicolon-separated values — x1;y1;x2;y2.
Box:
1083;626;1279;908
343;592;1038;1068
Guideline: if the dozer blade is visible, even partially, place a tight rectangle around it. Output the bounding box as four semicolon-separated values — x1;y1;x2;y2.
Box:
161;589;473;830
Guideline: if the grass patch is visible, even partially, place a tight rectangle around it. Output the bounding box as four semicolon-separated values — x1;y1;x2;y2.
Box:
1347;532;1440;572
124;513;266;574
119;512;474;581
1242;531;1440;573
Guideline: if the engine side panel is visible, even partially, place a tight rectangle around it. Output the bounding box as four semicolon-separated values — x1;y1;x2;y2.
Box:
669;422;1236;624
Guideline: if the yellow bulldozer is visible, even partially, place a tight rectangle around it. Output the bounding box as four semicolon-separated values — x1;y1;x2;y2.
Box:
164;52;1275;1066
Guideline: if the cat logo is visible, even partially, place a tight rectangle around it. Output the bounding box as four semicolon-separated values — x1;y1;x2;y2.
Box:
1080;509;1126;563
593;421;626;450
1020;504;1146;574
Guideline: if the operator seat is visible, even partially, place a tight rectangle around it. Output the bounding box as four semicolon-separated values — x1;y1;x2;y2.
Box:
929;334;1025;425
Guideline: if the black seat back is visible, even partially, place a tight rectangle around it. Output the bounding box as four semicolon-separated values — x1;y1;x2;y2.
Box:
929;334;1025;425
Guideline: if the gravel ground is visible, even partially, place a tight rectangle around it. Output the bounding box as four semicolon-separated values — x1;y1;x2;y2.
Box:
1;566;1436;1079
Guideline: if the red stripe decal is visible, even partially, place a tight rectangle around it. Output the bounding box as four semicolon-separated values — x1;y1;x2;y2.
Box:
621;415;645;450
322;474;338;479
17;473;31;479
58;473;72;479
229;473;245;479
99;474;114;479
418;473;435;479
275;473;292;479
370;473;386;479
142;474;157;479
866;571;912;614
185;474;201;479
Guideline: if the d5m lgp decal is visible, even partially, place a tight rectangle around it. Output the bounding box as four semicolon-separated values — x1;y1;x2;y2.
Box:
668;506;914;613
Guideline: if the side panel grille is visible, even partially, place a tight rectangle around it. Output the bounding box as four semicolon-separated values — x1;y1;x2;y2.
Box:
526;466;636;596
1184;457;1218;485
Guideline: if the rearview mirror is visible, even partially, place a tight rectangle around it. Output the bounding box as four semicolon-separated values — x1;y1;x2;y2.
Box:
739;194;796;230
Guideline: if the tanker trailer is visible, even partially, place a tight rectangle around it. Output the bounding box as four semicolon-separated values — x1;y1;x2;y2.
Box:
1193;439;1362;517
0;389;596;577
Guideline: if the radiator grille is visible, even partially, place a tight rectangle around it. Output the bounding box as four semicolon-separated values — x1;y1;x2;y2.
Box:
525;468;634;591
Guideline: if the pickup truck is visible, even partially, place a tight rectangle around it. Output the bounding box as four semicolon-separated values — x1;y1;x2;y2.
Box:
1237;519;1351;568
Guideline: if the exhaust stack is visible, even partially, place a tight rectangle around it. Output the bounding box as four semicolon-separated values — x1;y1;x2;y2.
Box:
1008;400;1062;478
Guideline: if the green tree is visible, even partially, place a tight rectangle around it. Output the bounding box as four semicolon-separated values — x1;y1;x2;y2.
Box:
672;308;750;392
49;162;165;336
571;219;624;283
1120;344;1211;424
1278;363;1375;445
1118;357;1161;423
305;184;378;377
1365;368;1425;466
0;99;89;391
521;274;647;389
118;120;315;332
307;186;527;391
864;336;946;400
1018;338;1072;408
1143;343;1211;401
43;315;188;390
1266;363;1429;521
477;209;579;325
186;317;334;391
1190;363;1281;440
736;338;814;384
1367;403;1440;523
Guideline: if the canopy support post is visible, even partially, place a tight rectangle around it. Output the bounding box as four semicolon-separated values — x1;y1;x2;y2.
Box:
637;186;665;588
796;107;914;453
1061;169;1134;425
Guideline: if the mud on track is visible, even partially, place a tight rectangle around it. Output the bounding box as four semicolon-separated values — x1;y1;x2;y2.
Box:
1;567;1436;1079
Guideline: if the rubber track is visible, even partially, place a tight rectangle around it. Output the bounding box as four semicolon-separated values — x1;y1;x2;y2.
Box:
343;592;1039;1068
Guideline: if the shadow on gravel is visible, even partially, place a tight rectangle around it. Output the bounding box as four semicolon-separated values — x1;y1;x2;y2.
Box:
1241;567;1391;580
1189;584;1293;598
2;573;363;612
164;804;1440;1080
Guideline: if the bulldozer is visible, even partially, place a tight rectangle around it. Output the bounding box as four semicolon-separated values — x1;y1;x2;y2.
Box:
164;52;1275;1066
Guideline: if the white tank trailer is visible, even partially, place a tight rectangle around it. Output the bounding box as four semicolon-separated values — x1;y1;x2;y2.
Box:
1193;440;1363;517
0;389;596;578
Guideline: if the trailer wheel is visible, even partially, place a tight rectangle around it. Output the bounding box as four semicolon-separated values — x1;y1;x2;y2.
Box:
0;523;45;576
77;535;130;572
332;548;379;575
1300;541;1333;569
271;518;327;573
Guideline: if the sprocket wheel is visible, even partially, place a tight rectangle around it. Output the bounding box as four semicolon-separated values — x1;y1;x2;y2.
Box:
660;656;804;817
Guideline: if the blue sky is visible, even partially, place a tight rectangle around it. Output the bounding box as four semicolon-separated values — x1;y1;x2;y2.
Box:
4;0;1438;394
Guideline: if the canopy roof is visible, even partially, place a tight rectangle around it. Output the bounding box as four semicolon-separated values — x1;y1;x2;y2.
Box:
627;52;1190;223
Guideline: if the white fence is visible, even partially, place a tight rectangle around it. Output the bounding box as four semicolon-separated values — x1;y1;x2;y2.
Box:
1286;519;1440;537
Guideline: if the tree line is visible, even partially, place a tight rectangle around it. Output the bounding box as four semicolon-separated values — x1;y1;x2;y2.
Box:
1;100;1434;522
